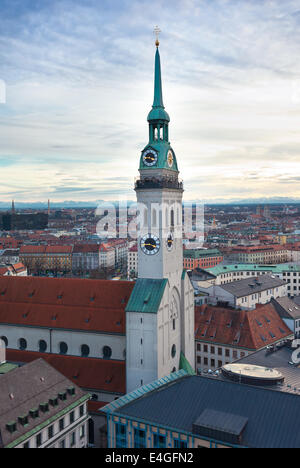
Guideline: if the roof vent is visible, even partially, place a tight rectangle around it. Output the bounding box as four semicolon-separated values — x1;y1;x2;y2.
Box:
144;292;151;304
6;421;17;433
40;402;49;413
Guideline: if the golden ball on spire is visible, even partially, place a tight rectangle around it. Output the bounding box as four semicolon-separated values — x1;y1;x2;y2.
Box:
154;26;161;48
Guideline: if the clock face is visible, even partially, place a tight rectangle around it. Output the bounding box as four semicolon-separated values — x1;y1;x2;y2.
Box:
167;150;174;168
166;232;174;251
140;234;160;255
143;149;158;167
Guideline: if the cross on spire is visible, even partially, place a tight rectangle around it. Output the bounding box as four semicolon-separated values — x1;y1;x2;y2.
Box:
154;26;161;47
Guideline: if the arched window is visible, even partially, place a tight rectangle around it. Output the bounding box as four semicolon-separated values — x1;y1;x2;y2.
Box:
59;342;68;355
143;206;148;231
19;338;27;351
165;207;169;228
81;344;90;357
154;127;158;141
152;208;157;228
171;344;176;359
171;209;175;227
103;346;112;359
172;367;176;373
0;336;8;348
39;340;47;353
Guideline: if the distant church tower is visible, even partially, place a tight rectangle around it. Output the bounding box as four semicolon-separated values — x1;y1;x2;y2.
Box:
126;33;195;393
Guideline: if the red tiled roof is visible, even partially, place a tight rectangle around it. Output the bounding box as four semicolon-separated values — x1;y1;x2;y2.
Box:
6;349;125;394
20;245;46;254
88;401;108;413
0;276;134;333
0;267;9;276
195;303;292;350
73;244;100;254
46;246;73;254
11;262;26;273
20;245;73;254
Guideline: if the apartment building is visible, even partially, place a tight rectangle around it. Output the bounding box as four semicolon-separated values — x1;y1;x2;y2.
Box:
196;275;287;310
0;263;27;277
183;249;223;270
0;358;90;449
99;244;115;269
227;245;291;264
195;303;292;372
72;244;101;272
127;244;138;279
202;263;300;297
20;245;73;273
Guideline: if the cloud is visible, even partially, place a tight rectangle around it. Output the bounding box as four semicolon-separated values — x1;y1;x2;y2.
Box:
1;0;300;201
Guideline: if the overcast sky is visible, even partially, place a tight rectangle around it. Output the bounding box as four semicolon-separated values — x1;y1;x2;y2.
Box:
0;0;300;203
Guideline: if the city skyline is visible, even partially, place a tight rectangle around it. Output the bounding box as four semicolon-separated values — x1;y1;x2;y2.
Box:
1;0;300;203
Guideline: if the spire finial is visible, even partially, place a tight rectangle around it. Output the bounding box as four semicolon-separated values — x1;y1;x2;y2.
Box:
154;26;161;47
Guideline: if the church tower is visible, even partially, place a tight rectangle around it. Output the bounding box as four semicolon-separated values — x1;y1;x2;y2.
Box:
126;33;195;393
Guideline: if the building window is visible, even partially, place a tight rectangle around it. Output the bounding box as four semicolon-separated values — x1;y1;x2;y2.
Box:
59;418;65;432
103;346;112;359
60;439;66;449
70;411;75;424
23;441;30;449
153;434;166;448
70;432;76;447
39;340;47;353
59;342;68;355
19;338;27;351
134;428;146;448
81;344;90;357
48;425;54;440
171;344;176;359
36;433;42;448
79;405;85;418
174;439;188;448
115;423;126;447
80;424;85;439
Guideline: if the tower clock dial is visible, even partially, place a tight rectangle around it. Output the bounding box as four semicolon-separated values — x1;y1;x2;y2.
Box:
166;232;174;251
167;150;174;168
143;149;158;167
140;234;160;255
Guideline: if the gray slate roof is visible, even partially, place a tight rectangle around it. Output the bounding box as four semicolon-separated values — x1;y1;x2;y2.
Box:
236;343;300;393
220;275;286;298
114;374;300;448
0;359;88;448
272;297;300;320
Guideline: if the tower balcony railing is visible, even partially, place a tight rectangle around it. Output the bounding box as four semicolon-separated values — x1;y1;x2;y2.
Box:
134;176;184;191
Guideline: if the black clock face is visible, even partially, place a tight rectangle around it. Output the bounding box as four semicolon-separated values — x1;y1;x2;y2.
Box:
143;149;158;167
140;234;160;255
167;233;174;251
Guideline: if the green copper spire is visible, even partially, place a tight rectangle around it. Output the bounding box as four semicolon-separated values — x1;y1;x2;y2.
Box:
139;31;178;173
147;43;170;123
153;47;164;108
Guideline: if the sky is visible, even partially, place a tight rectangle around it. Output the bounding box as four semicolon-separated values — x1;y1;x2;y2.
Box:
1;0;300;204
